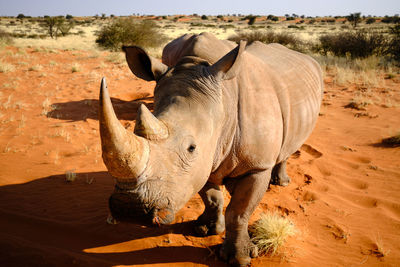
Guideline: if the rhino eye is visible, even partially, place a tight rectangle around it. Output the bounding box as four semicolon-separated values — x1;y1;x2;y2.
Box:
188;144;196;153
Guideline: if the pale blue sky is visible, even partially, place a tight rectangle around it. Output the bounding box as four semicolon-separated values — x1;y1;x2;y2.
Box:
0;0;399;17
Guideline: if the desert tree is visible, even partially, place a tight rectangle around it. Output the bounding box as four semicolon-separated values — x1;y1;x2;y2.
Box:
42;16;74;38
247;15;256;25
347;12;362;28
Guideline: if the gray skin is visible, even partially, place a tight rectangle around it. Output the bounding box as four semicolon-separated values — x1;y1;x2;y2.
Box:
99;32;323;266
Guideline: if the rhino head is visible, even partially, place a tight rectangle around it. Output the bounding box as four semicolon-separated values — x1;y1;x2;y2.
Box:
99;41;246;226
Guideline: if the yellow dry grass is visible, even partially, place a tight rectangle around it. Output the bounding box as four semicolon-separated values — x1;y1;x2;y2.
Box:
0;60;15;73
249;212;297;255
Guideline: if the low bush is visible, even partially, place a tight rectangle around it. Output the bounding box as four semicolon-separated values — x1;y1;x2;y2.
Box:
0;29;13;46
366;18;376;24
228;31;305;52
95;18;167;51
387;24;400;64
316;30;388;59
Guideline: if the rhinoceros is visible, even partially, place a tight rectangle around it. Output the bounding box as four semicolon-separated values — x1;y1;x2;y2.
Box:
99;32;323;266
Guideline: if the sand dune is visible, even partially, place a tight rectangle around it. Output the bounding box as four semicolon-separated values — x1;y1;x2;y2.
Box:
0;46;399;266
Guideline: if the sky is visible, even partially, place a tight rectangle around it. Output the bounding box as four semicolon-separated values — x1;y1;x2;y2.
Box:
0;0;399;17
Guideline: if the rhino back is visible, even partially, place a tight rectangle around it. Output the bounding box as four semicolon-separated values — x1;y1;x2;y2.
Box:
244;42;323;163
162;32;236;67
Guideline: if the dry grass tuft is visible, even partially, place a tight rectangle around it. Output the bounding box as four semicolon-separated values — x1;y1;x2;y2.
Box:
71;63;81;73
345;94;374;110
28;64;43;71
0;60;15;73
41;97;52;115
65;170;77;182
105;52;124;64
249;212;297;255
372;234;390;258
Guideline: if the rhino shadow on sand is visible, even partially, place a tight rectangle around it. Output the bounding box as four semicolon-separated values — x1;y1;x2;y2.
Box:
46;96;154;122
0;172;226;266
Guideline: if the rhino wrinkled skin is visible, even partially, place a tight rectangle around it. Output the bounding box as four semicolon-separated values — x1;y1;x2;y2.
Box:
99;32;323;266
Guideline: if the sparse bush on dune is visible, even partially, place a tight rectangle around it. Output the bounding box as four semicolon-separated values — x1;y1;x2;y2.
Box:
228;31;306;52
95;18;167;51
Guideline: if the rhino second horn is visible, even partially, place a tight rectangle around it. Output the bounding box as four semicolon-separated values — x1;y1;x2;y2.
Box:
134;104;168;140
99;77;149;180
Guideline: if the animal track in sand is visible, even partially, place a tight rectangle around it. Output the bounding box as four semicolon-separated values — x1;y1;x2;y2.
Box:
344;178;369;190
379;200;400;220
326;223;349;243
301;144;323;158
314;161;332;176
356;156;372;164
317;185;330;192
341;192;379;209
337;158;360;170
303;190;319;202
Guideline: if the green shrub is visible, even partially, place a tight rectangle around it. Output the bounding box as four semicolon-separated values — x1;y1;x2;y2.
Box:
95;18;167;51
317;30;388;59
381;15;400;24
228;31;305;52
201;15;208;20
366;18;376;24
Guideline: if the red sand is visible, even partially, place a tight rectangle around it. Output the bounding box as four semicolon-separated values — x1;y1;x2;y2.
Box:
0;47;399;266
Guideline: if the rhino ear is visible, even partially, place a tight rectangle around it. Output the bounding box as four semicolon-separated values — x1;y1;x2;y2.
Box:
123;46;168;81
208;40;247;80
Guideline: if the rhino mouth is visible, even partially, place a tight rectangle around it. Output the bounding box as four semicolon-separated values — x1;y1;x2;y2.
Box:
109;181;175;226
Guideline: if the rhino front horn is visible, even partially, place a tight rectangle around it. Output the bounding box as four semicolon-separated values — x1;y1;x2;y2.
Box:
134;104;168;140
99;77;149;180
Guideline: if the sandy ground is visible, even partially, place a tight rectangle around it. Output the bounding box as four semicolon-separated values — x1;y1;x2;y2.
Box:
0;46;399;267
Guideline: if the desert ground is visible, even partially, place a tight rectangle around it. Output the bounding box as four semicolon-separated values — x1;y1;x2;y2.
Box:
0;15;399;266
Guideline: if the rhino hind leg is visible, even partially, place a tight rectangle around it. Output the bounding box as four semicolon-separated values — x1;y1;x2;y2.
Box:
195;182;225;236
270;160;291;186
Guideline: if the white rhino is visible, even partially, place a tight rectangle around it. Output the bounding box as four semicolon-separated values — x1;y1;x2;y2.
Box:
99;32;323;266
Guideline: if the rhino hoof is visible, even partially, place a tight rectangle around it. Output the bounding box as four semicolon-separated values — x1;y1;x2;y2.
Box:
271;173;291;187
194;224;209;236
219;239;258;267
194;215;225;236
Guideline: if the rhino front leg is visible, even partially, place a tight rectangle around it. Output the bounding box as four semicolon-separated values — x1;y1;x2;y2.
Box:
270;160;291;186
195;182;225;236
221;170;271;266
